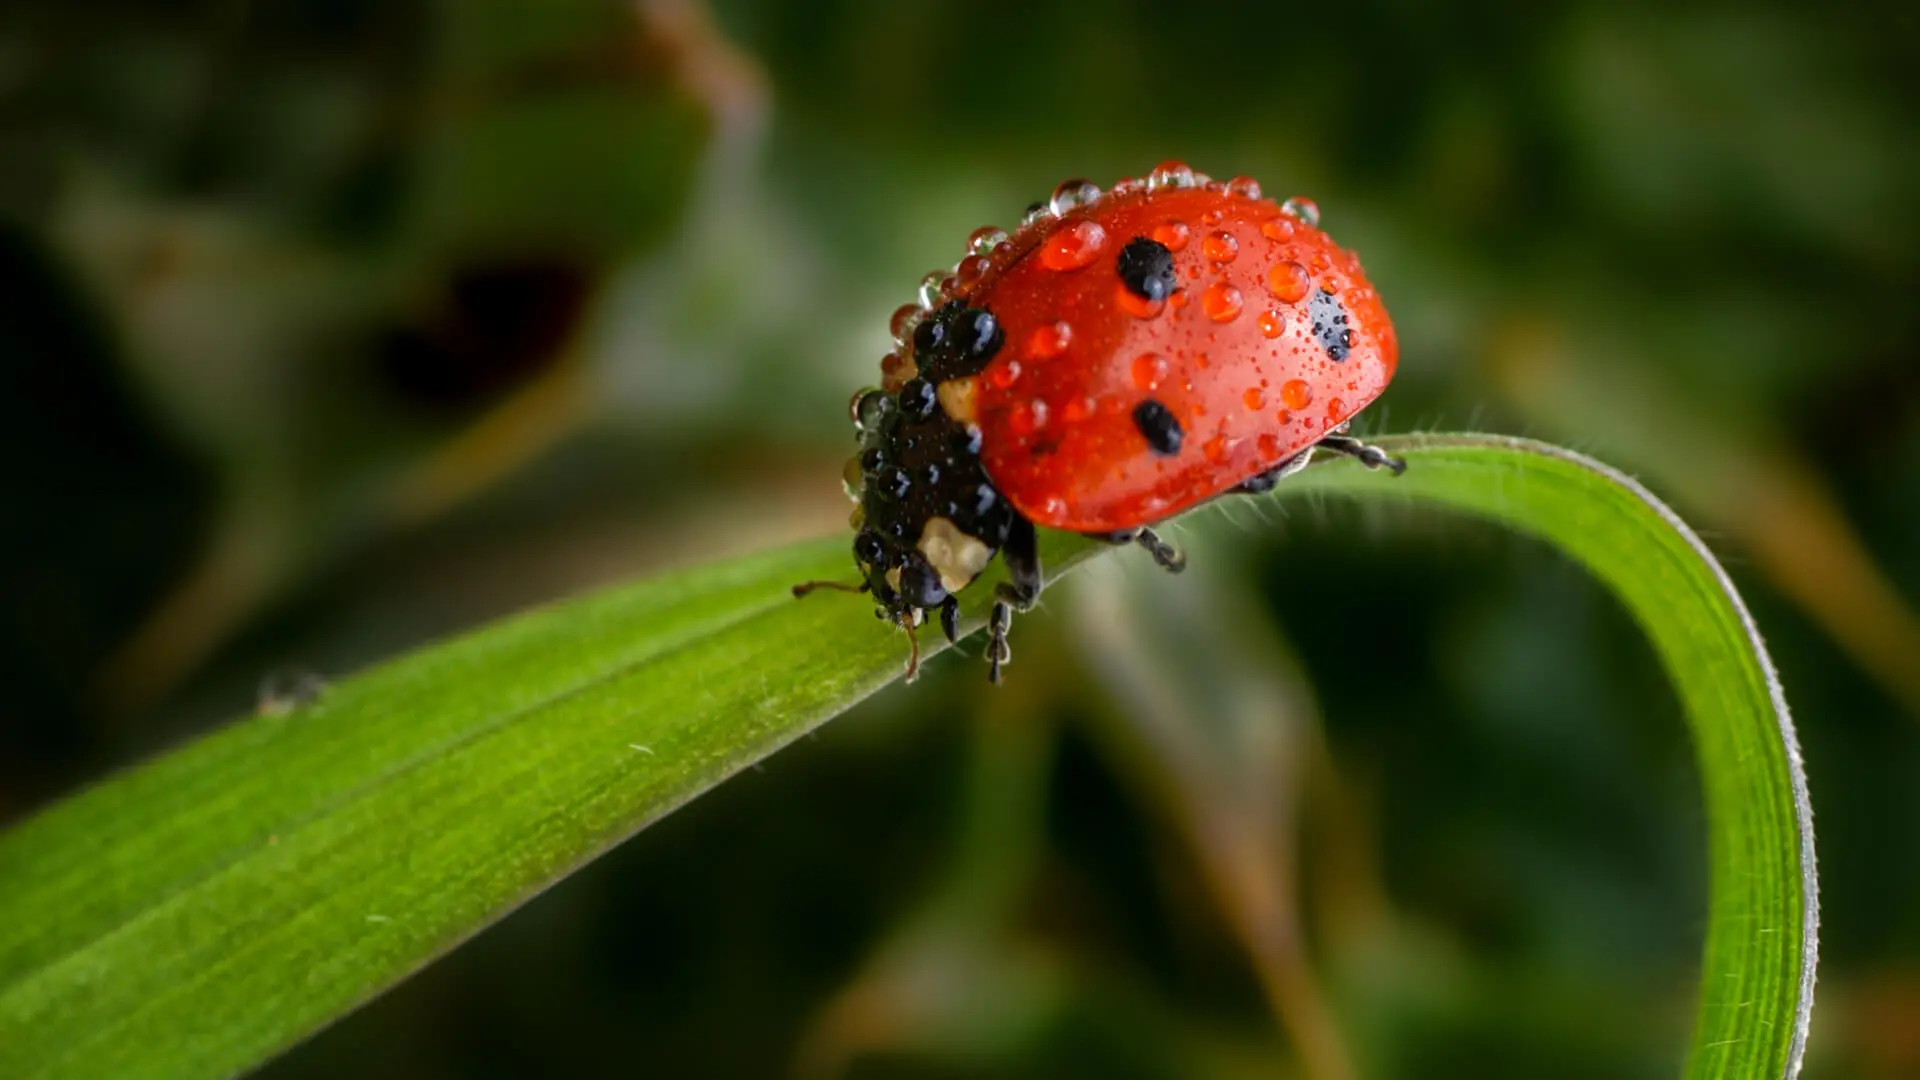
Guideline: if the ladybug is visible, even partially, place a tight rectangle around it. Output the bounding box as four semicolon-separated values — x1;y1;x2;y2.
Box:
796;162;1402;682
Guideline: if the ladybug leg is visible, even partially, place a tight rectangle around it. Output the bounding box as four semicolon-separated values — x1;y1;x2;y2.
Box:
792;579;869;598
1233;447;1315;495
938;595;961;645
900;614;923;683
1316;433;1406;476
988;516;1042;683
1089;528;1188;574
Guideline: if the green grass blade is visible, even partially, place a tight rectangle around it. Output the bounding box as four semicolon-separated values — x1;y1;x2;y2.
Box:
1284;433;1817;1079
0;433;1814;1079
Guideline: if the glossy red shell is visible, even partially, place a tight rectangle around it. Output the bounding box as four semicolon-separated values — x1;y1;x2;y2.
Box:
917;183;1397;533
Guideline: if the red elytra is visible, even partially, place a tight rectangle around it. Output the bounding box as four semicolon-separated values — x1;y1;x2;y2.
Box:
799;164;1403;684
945;182;1396;532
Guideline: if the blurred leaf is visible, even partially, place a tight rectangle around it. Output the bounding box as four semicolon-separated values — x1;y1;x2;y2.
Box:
1491;323;1920;717
0;435;1814;1079
1068;551;1355;1080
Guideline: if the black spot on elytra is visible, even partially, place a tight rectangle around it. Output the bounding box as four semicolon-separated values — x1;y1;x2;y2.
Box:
1117;238;1177;302
1309;287;1353;362
1132;399;1183;456
913;301;1005;381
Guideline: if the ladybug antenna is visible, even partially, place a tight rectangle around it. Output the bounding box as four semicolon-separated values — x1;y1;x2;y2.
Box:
792;579;868;598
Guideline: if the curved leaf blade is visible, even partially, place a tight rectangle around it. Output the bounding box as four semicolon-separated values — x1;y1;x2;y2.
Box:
1285;433;1817;1079
0;434;1815;1080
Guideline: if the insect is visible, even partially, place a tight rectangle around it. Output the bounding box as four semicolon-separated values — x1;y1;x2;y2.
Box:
796;162;1402;682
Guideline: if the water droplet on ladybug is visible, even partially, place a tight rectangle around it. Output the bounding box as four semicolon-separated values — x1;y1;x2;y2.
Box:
917;270;946;308
1200;208;1224;226
1131;352;1168;391
1063;395;1095;422
968;226;1008;255
1281;378;1313;411
1227;176;1263;199
1260;218;1295;242
890;304;924;345
1266;260;1312;304
1026;320;1073;360
1201;282;1244;323
853;529;887;568
842;456;864;501
988;359;1024;389
1049;178;1103;216
1152;219;1190;251
1257;432;1281;458
1280;196;1321;227
1020;202;1052;229
877;464;912;501
1117;284;1167;320
1040;220;1109;271
1326;396;1344;420
1202;231;1238;262
1008;399;1049;435
1147;160;1196;191
956;255;992;289
900;378;939;420
1203;434;1228;463
1257;310;1286;338
853;387;895;430
1243;387;1266;410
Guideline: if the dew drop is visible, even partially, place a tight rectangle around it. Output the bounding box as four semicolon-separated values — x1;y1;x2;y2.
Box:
1040;220;1109;271
1257;309;1286;338
890;304;923;344
880;350;913;386
1326;396;1344;420
1260;217;1295;242
955;254;992;289
1117;284;1167;319
988;359;1024;390
1168;287;1190;311
1151;219;1191;251
1280;378;1313;411
1063;395;1095;422
1147;160;1197;191
1201;282;1244;323
1265;260;1312;303
1050;178;1103;217
1280;196;1321;227
917;270;947;308
1202;230;1239;262
968;226;1009;255
1257;432;1281;458
1200;208;1224;226
1227;176;1263;199
1008;398;1049;435
1019;202;1053;230
1131;351;1168;391
1203;434;1228;463
1243;387;1266;410
1026;320;1073;360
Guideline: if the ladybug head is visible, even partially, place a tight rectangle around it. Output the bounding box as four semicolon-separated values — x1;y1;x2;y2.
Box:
842;379;1014;625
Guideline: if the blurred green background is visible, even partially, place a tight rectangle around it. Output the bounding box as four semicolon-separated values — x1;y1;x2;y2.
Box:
1;1;1914;1077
